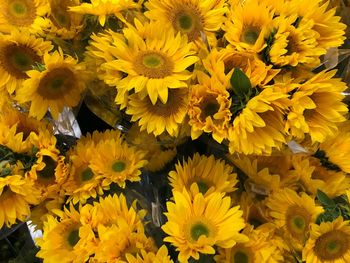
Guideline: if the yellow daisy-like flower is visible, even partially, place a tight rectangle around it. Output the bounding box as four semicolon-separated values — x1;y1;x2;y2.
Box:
69;0;142;26
168;153;238;196
0;0;50;34
303;217;350;263
126;88;189;137
228;87;289;155
266;188;324;250
90;138;147;188
43;0;84;39
223;0;274;53
0;171;40;228
215;226;282;263
36;204;97;263
269;15;325;68
126;245;174;263
0;30;52;95
102;20;198;105
145;0;227;43
16;49;88;120
319;121;350;174
188;72;231;143
203;48;279;88
162;189;248;262
126;124;177;172
285;70;348;144
78;129;125;148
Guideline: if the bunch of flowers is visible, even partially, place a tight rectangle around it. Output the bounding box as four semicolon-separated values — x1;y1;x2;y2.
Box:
0;0;349;262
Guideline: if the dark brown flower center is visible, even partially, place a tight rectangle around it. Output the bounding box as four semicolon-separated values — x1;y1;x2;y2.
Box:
314;230;349;260
3;0;37;27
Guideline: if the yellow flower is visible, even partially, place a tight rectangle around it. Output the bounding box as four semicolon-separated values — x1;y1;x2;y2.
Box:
162;189;248;262
69;0;142;26
126;88;189;137
285;70;348;144
239;192;270;228
168;153;238;196
78;129;125;147
266;188;324;250
43;0;84;39
188;72;231;143
145;0;227;44
125;245;174;263
0;0;51;34
16;49;88;120
102;20;198;105
203;48;280;88
228;88;289;155
303;217;350;263
0;30;52;95
223;0;274;53
36;204;97;263
0;171;40;228
89;138;147;188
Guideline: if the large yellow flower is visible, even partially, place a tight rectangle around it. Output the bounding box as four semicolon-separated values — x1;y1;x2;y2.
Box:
145;0;227;44
228;87;289;155
69;0;142;26
16;49;88;120
90;138;147;188
266;188;324;250
285;70;348;144
168;153;238;196
0;30;52;95
0;0;50;34
188;72;231;143
126;88;189;137
125;245;174;263
303;217;350;263
102;20;198;105
223;0;274;53
162;189;248;262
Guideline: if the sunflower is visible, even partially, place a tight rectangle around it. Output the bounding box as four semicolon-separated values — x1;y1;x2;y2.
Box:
16;49;88;120
77;129;125;147
303;217;350;263
168;153;238;196
215;226;282;263
89;138;147;188
125;245;174;263
162;189;248;262
0;0;50;34
266;188;323;250
285;70;348;144
0;170;40;228
102;20;198;105
69;0;142;26
36;204;97;263
64;141;106;205
188;72;231;143
202;47;280;88
269;14;325;68
228;87;289;155
126;88;189;137
223;0;274;53
126;124;177;172
145;0;227;44
43;0;84;39
0;30;52;95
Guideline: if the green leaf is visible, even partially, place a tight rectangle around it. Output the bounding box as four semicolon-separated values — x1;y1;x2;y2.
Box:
317;189;336;207
230;68;252;99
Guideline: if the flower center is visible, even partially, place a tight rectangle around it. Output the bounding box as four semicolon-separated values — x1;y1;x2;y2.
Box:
241;26;260;45
112;161;126;172
38;156;56;182
173;7;202;41
286;33;298;55
231;247;255;263
190;222;209;241
1;44;41;79
67;229;80;247
51;8;71;28
234;251;249;263
200;96;220;120
314;230;349;260
134;51;173;79
81;167;94;181
37;68;76;99
196;181;209;194
4;0;36;26
285;205;310;239
178;14;193;31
